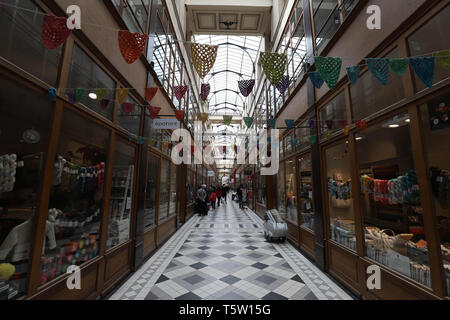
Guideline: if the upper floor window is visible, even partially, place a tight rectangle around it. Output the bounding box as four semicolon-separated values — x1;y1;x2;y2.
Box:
112;0;149;33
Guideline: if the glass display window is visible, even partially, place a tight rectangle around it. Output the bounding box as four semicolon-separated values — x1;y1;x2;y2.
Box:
319;90;347;138
117;96;142;135
40;109;109;287
276;161;286;216
357;112;431;288
0;0;62;86
67;44;116;121
158;158;170;221
419;92;450;295
106;139;135;250
169;163;177;217
350;48;405;120
0;75;54;299
407;5;450;92
325;141;356;251
295;111;315;151
285;159;298;224
144;153;159;229
257;174;267;206
298;153;315;232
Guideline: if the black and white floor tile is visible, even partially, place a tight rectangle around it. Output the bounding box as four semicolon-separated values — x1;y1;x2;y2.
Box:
109;199;352;300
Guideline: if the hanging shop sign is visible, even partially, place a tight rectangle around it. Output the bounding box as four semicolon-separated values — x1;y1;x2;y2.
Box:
153;118;180;130
208;171;215;177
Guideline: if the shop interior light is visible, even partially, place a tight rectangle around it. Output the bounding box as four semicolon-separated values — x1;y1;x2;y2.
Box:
389;124;400;128
355;136;364;141
89;92;97;100
405;119;411;123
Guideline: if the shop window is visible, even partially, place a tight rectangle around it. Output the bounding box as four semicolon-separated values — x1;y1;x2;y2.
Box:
351;49;405;120
169;163;177;218
408;5;450;92
257;174;267;206
144;153;159;228
41;109;109;287
0;0;62;86
158;158;170;221
277;161;286;215
299;153;314;231
67;44;116;120
285;159;297;224
106;139;135;250
186;167;194;205
357;112;431;287
285;132;293;156
117;96;142;135
295;111;315;151
0;75;53;299
419;92;450;295
319;91;347;138
326;141;356;250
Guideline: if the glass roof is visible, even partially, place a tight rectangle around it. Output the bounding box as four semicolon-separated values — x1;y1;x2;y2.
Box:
192;35;263;116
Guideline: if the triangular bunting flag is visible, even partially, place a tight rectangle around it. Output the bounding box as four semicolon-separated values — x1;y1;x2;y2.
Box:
389;58;409;76
200;83;210;101
174;85;188;101
175;110;185;122
145;87;158;102
309;72;324;89
285;119;295;130
326;131;332;139
223;115;233;126
326;120;333;130
344;125;350;135
410;57;435;88
121;102;135;115
268;118;276;129
191;43;218;79
365;58;390;85
291;138;298;148
314;56;342;89
100;99;111;110
355;120;367;130
276;76;290;94
67;92;75;104
48;88;57;102
117;88;129;104
433;50;450;70
244;117;254;128
118;30;148;64
162;141;169;149
150;138;156;146
338;120;347;129
137;136;145;145
74;88;84;102
148;106;161;119
308;135;317;145
260;52;287;86
42;15;71;50
308;119;316;129
346;66;360;85
198;112;209;124
95;88;108;101
238;80;256;97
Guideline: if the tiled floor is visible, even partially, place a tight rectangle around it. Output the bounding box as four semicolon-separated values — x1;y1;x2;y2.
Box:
109;198;353;300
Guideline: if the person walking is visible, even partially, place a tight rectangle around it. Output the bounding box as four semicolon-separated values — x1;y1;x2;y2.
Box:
196;184;208;216
222;185;227;204
216;187;222;207
210;188;217;210
237;184;243;209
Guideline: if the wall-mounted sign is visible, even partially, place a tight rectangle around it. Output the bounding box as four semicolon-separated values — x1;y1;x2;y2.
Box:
208;171;215;177
153;118;180;130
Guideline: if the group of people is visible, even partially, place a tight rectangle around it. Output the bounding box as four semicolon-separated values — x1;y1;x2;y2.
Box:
196;184;230;216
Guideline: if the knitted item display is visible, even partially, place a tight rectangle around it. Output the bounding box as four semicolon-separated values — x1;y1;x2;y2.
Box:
145;87;158;102
42;15;71;50
260;52;287;86
0;154;23;193
238;80;255;97
200;83;210;101
365;58;390;85
174;85;188;101
314;56;342;89
410;57;435;88
190;43;218;79
389;58;410;76
118;30;148;64
328;178;352;200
